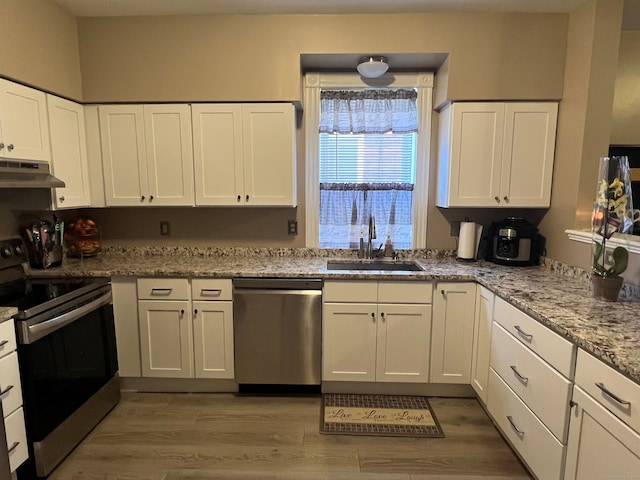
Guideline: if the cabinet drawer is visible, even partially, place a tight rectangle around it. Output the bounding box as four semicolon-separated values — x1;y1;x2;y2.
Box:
0;352;23;418
493;297;575;378
487;369;565;480
378;281;433;304
5;407;28;472
324;281;377;303
491;323;571;442
137;278;190;300
192;278;232;301
0;319;17;357
575;349;640;434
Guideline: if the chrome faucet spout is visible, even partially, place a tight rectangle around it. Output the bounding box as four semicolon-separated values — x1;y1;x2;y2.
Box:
367;215;377;259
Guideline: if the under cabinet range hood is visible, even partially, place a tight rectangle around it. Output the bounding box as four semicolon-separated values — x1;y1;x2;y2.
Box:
0;159;65;188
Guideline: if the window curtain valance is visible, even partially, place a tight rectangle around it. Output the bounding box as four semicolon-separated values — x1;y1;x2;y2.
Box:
319;89;419;134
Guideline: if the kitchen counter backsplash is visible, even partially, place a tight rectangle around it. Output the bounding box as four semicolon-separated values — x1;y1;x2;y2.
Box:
23;246;640;386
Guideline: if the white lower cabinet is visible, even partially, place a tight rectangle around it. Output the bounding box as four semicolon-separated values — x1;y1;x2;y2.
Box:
323;281;432;383
0;319;28;473
471;285;494;403
564;350;640;480
430;282;477;384
137;278;234;379
488;296;576;480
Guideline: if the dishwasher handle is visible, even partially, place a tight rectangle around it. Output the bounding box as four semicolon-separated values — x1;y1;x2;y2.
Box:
234;288;322;296
233;278;323;291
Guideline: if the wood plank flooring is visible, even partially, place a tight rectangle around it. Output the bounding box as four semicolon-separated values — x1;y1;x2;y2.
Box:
49;392;532;480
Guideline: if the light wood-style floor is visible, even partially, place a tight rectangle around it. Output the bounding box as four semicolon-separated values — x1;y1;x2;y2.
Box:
49;392;532;480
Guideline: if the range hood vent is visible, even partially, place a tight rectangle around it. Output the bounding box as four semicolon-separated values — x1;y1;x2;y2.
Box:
0;159;65;188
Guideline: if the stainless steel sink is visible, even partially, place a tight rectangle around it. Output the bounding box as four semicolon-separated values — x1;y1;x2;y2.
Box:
326;260;423;272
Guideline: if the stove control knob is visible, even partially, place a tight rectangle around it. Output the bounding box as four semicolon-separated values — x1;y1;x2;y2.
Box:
13;244;24;255
0;246;12;258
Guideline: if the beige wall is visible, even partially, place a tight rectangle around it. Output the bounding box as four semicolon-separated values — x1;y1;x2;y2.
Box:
77;13;567;103
0;0;82;99
539;0;624;269
611;31;640;145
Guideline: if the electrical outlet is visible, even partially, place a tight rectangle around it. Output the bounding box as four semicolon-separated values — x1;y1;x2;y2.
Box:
450;220;461;237
160;221;171;236
288;220;298;235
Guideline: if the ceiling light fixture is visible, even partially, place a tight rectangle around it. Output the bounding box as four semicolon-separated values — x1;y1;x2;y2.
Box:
357;56;389;78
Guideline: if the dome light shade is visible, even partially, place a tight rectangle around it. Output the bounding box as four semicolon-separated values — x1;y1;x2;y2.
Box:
357;56;389;78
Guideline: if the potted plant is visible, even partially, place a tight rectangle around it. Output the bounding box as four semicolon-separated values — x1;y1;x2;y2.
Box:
591;156;631;301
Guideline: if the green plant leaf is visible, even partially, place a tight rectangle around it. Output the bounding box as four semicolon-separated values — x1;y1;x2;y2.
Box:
610;246;629;276
592;241;605;273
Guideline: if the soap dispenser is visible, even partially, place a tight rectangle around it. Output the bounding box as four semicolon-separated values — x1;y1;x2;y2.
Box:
384;235;394;257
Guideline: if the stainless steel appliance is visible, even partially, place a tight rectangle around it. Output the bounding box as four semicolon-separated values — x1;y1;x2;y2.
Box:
485;217;545;266
233;278;322;388
0;238;119;479
0;160;64;189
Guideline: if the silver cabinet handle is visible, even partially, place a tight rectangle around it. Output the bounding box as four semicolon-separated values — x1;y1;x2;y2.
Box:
0;384;14;397
200;289;222;297
8;441;19;453
595;382;631;406
503;196;509;202
0;339;8;349
510;365;529;384
150;288;173;295
514;325;533;342
494;196;500;203
0;143;4;149
506;415;525;436
7;144;14;151
59;196;65;202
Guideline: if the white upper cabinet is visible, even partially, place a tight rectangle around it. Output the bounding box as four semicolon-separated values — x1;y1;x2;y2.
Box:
0;78;51;162
99;104;194;206
436;102;557;208
47;95;91;209
192;103;297;207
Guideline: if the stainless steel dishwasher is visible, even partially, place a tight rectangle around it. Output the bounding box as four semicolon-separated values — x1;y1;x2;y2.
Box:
233;278;322;386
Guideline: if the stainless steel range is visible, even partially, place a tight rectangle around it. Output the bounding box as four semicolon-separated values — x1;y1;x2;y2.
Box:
0;238;119;479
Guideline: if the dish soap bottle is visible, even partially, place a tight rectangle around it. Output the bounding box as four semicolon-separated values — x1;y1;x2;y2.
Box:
384;235;394;257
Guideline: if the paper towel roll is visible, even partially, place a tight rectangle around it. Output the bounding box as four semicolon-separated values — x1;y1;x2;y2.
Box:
457;221;477;260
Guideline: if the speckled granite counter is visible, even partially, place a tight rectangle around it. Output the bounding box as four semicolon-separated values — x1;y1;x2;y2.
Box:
25;250;640;387
1;307;18;323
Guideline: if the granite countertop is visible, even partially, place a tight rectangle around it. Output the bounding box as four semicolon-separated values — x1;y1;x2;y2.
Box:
0;307;18;323
25;251;640;386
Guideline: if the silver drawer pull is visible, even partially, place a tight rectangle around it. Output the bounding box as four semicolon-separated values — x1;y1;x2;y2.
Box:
595;382;631;407
200;289;222;297
0;384;14;397
510;365;529;384
506;415;525;436
514;325;533;342
8;441;19;453
0;340;8;348
150;288;173;295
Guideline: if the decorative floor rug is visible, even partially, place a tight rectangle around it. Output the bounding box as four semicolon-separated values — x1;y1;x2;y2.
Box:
320;393;444;438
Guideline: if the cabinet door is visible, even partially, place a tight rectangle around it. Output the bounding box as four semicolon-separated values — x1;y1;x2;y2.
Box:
191;104;244;206
501;103;557;207
323;303;377;382
99;105;148;206
242;103;297;206
47;95;91;209
144;104;194;206
564;386;640;480
376;303;431;383
471;285;494;403
192;300;234;379
430;282;476;383
444;103;504;207
138;300;193;378
0;78;51;162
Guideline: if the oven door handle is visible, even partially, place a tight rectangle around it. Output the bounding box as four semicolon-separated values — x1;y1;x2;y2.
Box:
23;291;112;344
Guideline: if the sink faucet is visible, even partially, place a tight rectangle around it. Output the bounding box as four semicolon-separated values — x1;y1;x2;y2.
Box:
367;215;377;259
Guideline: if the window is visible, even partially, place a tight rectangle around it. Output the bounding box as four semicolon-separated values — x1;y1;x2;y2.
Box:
304;73;433;249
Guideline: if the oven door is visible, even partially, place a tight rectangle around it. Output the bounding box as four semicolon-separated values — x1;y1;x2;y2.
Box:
16;285;119;478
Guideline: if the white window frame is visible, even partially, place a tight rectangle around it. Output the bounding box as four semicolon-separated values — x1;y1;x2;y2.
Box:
304;72;433;249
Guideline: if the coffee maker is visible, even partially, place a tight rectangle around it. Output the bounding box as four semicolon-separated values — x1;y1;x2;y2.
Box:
485;217;545;266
